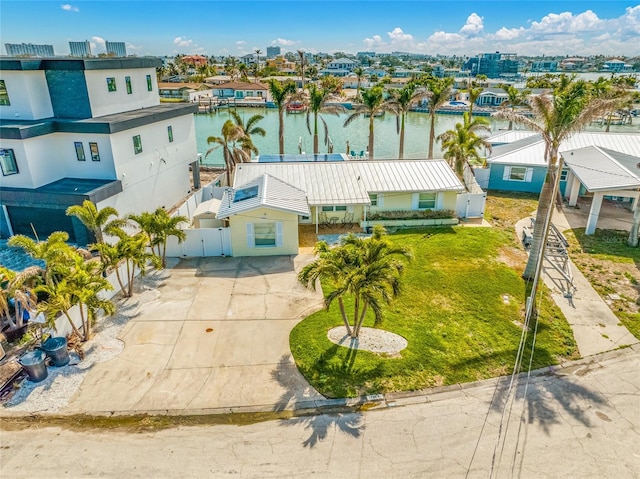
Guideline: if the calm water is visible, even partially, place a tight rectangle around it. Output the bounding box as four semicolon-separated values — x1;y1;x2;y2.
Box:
195;108;639;166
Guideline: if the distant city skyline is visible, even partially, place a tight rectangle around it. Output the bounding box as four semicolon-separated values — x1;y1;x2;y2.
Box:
1;1;639;58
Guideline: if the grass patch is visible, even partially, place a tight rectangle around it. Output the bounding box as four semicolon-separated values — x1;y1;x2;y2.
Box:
291;227;577;398
565;228;640;340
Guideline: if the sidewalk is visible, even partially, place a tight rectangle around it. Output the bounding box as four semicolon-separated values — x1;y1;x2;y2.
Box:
515;215;638;357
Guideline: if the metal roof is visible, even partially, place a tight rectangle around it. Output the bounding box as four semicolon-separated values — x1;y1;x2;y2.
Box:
562;146;640;191
486;130;539;146
487;132;640;166
233;160;464;206
216;174;310;219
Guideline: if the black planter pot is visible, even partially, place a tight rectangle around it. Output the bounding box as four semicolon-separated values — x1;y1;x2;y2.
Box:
2;323;29;343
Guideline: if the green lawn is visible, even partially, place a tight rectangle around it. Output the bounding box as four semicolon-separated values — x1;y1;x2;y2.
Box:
291;227;578;398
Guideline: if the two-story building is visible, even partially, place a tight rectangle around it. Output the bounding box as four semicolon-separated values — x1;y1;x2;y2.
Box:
0;57;199;244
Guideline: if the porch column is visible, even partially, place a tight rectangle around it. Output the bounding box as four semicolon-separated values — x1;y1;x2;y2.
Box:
568;175;581;207
315;207;318;234
585;192;604;235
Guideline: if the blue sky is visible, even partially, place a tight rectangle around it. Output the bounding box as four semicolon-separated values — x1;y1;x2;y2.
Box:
1;1;639;57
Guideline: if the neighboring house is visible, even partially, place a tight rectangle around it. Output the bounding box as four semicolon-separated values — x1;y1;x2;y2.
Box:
0;57;199;244
603;59;634;73
213;81;268;100
181;55;208;68
484;132;640;194
475;88;508;107
327;58;357;71
158;82;214;101
265;56;297;73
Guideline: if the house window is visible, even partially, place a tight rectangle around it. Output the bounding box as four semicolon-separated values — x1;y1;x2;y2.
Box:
254;222;276;246
418;193;436;209
133;135;143;154
89;142;100;161
369;193;378;206
0;148;18;176
509;166;528;181
146;74;153;91
106;77;117;92
167;125;174;143
74;142;86;161
560;169;569;181
322;205;347;212
0;80;10;106
125;76;132;94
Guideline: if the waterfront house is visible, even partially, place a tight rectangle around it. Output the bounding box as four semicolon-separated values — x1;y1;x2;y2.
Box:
0;57;199;244
213;81;268;100
158;82;214;102
218;159;464;256
484;131;640;195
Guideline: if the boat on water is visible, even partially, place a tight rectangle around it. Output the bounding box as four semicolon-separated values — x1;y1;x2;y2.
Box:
286;102;307;114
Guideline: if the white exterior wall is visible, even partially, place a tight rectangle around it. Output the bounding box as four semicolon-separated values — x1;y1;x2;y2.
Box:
85;68;159;117
0;70;53;120
99;114;197;216
0;134;116;189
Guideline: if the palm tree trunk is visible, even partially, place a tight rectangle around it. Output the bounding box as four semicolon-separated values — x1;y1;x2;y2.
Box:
399;114;405;159
126;260;133;297
354;302;369;337
162;241;167;268
313;113;319;154
428;112;436;159
114;266;127;297
508;120;513;131
278;109;285;156
368;115;374;160
64;310;83;340
352;296;360;338
338;297;353;336
523;155;560;279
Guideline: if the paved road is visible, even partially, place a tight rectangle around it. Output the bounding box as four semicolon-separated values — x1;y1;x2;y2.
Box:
3;347;638;478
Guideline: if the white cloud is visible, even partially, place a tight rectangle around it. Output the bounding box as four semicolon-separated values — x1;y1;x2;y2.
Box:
236;40;246;45
61;4;79;12
460;13;484;36
492;27;525;40
530;10;602;34
90;36;106;53
174;36;194;47
275;38;296;46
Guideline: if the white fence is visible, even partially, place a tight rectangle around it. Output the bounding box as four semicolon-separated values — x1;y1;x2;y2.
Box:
165;227;232;257
456;164;487;218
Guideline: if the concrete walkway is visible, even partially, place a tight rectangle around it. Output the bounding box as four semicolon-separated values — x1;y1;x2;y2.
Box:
515;212;638;357
63;255;326;414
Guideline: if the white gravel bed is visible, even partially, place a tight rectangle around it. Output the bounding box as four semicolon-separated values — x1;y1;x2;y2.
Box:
327;326;408;355
4;270;168;413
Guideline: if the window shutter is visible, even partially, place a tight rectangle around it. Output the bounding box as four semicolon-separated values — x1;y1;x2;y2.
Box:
378;194;384;207
503;166;511;181
275;221;283;247
246;223;254;248
524;168;533;182
411;193;419;209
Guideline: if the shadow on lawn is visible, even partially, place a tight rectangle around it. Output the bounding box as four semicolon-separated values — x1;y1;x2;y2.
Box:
271;353;365;448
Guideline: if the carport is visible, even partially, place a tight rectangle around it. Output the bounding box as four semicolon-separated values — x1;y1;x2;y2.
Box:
562;146;640;235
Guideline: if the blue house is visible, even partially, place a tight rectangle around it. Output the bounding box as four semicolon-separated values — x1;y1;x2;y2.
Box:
484;131;640;195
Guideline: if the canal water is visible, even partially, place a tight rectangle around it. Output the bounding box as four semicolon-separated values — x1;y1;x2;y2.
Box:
195;107;638;166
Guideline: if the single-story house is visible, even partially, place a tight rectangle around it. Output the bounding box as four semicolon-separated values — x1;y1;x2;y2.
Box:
484;132;640;194
475;88;508;107
562;145;640;234
216;160;464;255
158;82;214;101
213;81;269;100
216;174;310;256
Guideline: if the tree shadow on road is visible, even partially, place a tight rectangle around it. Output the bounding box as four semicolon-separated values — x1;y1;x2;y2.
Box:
271;354;365;448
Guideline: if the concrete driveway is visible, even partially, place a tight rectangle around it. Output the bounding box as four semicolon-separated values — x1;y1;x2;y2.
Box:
65;255;326;414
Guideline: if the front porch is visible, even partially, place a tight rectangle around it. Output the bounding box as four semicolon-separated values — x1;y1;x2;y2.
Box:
298;223;361;254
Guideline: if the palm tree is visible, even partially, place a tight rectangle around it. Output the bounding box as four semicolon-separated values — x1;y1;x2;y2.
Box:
66;200;124;245
297;50;306;89
498;84;531;130
298;226;412;339
8;231;74;286
424;77;454;159
343;86;395;160
131;208;188;268
267;78;297;156
389;84;429;159
437;112;492;178
353;66;365;99
494;78;620;279
0;266;42;332
230;110;266;159
206;119;249;185
253;49;261;81
304;83;346;154
467;83;483;121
